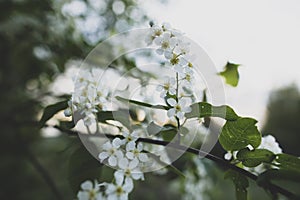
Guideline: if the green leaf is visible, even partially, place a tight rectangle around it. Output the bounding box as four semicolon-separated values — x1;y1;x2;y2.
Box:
276;154;300;173
39;100;69;128
146;122;177;141
59;120;75;129
237;148;275;167
257;169;300;184
257;169;300;199
225;169;249;200
96;110;131;129
219;62;241;87
68;146;102;194
185;102;239;121
116;96;168;110
219;118;261;151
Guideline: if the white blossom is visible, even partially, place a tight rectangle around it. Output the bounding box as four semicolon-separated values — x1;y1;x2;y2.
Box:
125;142;148;163
66;68;110;126
98;138;123;167
77;180;104;200
154;32;176;56
115;157;144;182
156;76;176;98
145;24;163;45
121;130;138;145
167;98;192;120
259;135;282;154
105;172;133;200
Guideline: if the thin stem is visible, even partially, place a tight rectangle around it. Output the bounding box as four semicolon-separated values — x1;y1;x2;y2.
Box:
175;72;181;144
51;125;296;199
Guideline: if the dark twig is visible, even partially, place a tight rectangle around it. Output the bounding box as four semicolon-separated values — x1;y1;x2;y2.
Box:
50;125;296;199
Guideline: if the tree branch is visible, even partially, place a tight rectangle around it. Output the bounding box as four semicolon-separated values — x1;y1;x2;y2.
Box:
51;125;296;199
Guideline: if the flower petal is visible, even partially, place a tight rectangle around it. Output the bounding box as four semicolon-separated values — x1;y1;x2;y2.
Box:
108;156;117;167
98;152;109;161
167;98;177;106
81;180;93;190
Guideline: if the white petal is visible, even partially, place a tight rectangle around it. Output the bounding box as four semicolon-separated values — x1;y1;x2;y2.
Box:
137;143;143;151
126;152;134;160
167;98;177;106
102;142;112;150
77;191;89;200
138;153;148;162
106;184;116;194
169;88;176;95
124;177;134;192
108;156;117;166
81;180;93;190
126;141;136;151
131;172;143;180
112;138;122;148
118;157;129;169
129;159;139;169
156;85;163;91
167;109;176;118
224;152;232;160
119;193;129;200
114;170;125;186
183;106;192;113
115;150;124;159
164;51;172;59
177;111;184;120
156;48;164;55
98;152;109;161
107;194;118;200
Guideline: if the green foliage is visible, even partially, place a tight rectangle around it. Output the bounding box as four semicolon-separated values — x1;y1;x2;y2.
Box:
219;118;261;151
236;148;275;167
225;170;249;200
276;154;300;173
68;146;103;195
262;85;300;155
219;62;241;87
185;102;240;121
116;96;168;110
39;100;69;128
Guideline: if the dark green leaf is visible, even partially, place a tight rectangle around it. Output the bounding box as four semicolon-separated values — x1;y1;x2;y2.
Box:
146;122;177;141
257;169;300;184
59;120;75;129
219;62;240;87
276;154;300;173
219;118;261;151
225;169;249;200
237;148;275;167
96;110;131;129
39;100;69;128
68;146;102;194
185;102;239;121
116;96;168;110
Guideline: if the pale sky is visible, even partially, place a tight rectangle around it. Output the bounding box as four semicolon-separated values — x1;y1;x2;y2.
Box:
142;0;300;127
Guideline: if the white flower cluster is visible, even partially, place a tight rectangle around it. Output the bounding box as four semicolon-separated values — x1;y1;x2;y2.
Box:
64;68;110;126
224;135;283;174
81;131;149;200
146;23;195;120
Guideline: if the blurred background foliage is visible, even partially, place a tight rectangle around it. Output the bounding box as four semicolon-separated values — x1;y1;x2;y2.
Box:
0;0;299;199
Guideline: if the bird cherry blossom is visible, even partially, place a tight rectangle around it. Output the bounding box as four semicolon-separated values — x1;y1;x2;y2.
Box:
125;142;148;163
115;158;145;183
98;138;123;167
167;98;192;120
156;76;176;98
105;173;133;200
77;180;104;200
